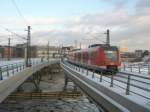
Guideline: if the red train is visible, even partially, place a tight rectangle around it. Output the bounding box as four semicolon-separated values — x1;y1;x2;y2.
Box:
67;44;121;72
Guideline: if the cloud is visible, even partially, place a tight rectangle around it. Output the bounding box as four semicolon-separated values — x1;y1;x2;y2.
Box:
29;6;150;51
135;0;150;15
0;0;150;51
28;17;63;26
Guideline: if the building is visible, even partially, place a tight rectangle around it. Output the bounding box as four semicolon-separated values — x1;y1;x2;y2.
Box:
30;46;37;58
0;46;14;59
0;44;38;59
61;46;74;56
36;46;61;58
15;44;37;58
14;44;25;58
0;44;63;59
135;50;143;58
120;52;136;62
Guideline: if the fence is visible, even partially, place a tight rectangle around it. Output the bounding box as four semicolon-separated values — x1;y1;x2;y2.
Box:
0;59;48;81
64;61;150;101
122;63;150;75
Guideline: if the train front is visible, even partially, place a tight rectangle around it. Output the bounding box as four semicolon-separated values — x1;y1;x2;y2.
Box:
103;46;121;72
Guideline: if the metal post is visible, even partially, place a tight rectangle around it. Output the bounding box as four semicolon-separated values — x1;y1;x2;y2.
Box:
23;64;25;69
126;74;131;95
100;71;103;82
8;38;11;61
86;69;88;75
106;29;110;46
0;67;3;80
12;64;14;74
130;65;132;72
16;63;18;72
138;65;141;74
110;74;114;87
92;70;95;78
20;65;22;71
26;26;31;67
148;65;150;75
7;65;9;77
47;41;50;62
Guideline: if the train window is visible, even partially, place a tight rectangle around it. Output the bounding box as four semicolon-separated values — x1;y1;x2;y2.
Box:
104;50;117;61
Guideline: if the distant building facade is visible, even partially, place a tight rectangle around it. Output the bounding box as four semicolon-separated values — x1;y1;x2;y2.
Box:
135;50;143;58
121;50;150;62
0;44;71;59
120;52;136;62
0;46;14;59
36;46;61;58
0;44;38;59
61;46;74;56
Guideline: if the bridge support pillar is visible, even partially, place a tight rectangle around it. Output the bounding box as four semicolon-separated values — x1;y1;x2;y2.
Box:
63;75;69;91
32;71;42;92
73;84;78;91
63;74;79;92
17;83;24;92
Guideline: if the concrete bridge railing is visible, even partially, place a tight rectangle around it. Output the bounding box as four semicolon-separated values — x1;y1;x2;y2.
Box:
0;59;59;103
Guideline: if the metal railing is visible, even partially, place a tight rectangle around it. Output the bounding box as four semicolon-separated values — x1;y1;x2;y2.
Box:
122;63;150;75
0;59;48;81
64;61;150;100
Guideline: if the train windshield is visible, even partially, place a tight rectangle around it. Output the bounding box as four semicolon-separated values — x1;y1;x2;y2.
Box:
104;49;118;61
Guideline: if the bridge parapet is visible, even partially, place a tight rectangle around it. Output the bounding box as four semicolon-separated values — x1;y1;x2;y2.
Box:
0;59;59;81
61;61;150;112
0;59;60;103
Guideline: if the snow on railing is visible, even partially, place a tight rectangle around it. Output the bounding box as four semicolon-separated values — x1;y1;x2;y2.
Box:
0;58;48;81
122;63;150;75
63;61;150;101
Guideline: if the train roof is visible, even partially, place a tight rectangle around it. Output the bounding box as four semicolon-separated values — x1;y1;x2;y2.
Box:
88;44;117;48
69;44;118;53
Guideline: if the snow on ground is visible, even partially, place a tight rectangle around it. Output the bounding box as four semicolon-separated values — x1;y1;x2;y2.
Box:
121;62;150;75
0;99;99;112
0;58;42;66
65;62;150;110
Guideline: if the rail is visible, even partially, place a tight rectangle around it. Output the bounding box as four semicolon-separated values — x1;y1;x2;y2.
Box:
122;63;150;75
65;61;150;101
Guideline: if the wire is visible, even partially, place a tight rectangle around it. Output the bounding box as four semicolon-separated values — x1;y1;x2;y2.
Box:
0;25;27;40
11;0;29;26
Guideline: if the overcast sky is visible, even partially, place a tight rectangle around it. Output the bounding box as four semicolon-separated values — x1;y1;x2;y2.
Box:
0;0;149;51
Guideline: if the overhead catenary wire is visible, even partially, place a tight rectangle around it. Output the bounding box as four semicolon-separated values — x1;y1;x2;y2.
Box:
0;0;29;40
11;0;29;26
0;25;26;40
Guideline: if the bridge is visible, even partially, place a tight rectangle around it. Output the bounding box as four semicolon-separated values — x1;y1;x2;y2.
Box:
0;59;150;112
0;59;59;103
61;61;150;112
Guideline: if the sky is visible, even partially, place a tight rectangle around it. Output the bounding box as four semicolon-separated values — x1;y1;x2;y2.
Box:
0;0;149;51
